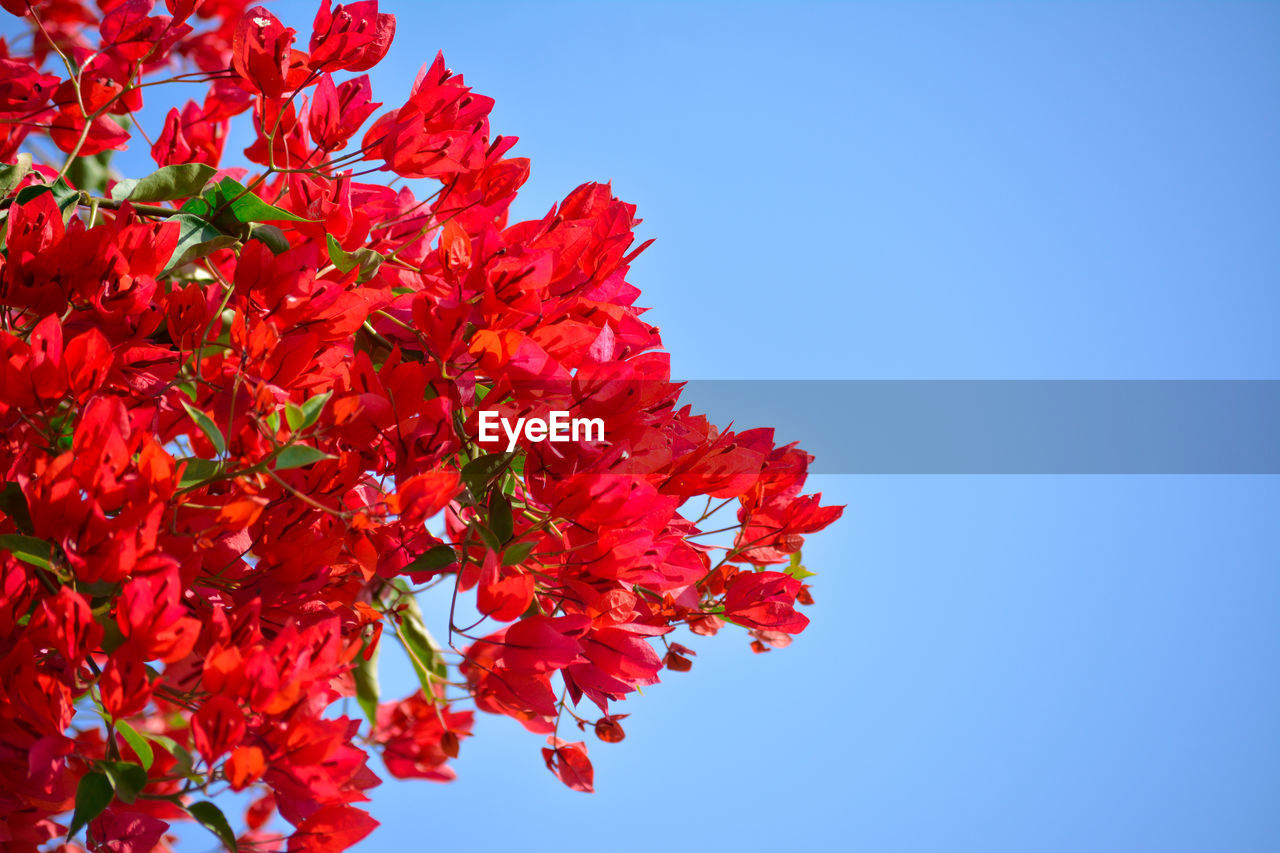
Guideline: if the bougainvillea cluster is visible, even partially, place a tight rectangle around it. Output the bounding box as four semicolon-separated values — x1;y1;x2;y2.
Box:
0;1;842;850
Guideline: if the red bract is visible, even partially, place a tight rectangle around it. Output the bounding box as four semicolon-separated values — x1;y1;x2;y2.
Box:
308;73;378;151
309;0;395;72
153;100;228;167
231;6;303;99
723;571;810;633
0;60;59;114
362;52;495;178
541;737;594;793
0;1;841;850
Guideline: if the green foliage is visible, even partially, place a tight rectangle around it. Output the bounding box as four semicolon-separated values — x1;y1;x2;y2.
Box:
461;452;513;501
0;534;51;570
68;772;113;839
109;163;216;203
178;458;221;489
0;482;34;534
274;444;334;470
164;214;238;274
99;761;147;805
390;579;448;692
502;540;536;566
354;639;381;731
113;720;155;771
0;154;33;197
184;177;306;224
180;399;227;456
326;234;384;282
405;544;459;573
188;800;239;851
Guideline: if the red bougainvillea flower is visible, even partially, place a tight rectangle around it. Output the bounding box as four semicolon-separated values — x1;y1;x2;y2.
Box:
0;1;842;850
309;0;396;72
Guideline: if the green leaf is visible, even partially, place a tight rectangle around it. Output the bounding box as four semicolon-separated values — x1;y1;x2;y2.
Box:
784;550;816;581
67;149;115;195
114;720;154;771
404;544;458;573
100;761;147;805
188;800;238;851
487;489;513;544
110;163;216;203
176;380;198;403
475;523;501;552
193;177;305;223
0;153;33;198
326;234;384;282
274;444;334;470
178;457;221;489
284;402;305;432
140;734;198;781
0;534;51;570
265;410;280;433
354;638;380;731
16;177;81;221
299;391;331;429
163;213;237;274
180;399;226;457
390;580;448;687
460;452;512;501
0;481;34;534
249;222;290;254
67;771;113;839
502;540;536;566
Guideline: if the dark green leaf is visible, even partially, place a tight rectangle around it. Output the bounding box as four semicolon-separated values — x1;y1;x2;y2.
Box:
461;452;512;500
326;234;384;282
100;761;147;805
188;800;238;851
0;153;33;198
163;214;237;274
354;639;380;731
475;523;501;552
68;771;113;839
0;534;51;569
178;457;221;489
114;720;154;771
0;481;34;534
110;163;216;203
180;399;226;456
502;540;536;566
274;444;334;470
404;545;458;573
248;222;290;254
487;489;513;544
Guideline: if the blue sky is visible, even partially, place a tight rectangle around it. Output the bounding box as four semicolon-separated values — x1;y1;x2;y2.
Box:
34;0;1280;850
357;3;1280;851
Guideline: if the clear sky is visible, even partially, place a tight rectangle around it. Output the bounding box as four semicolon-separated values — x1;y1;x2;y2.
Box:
96;1;1280;850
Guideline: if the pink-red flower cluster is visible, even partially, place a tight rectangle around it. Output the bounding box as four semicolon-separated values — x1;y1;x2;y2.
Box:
0;2;841;851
